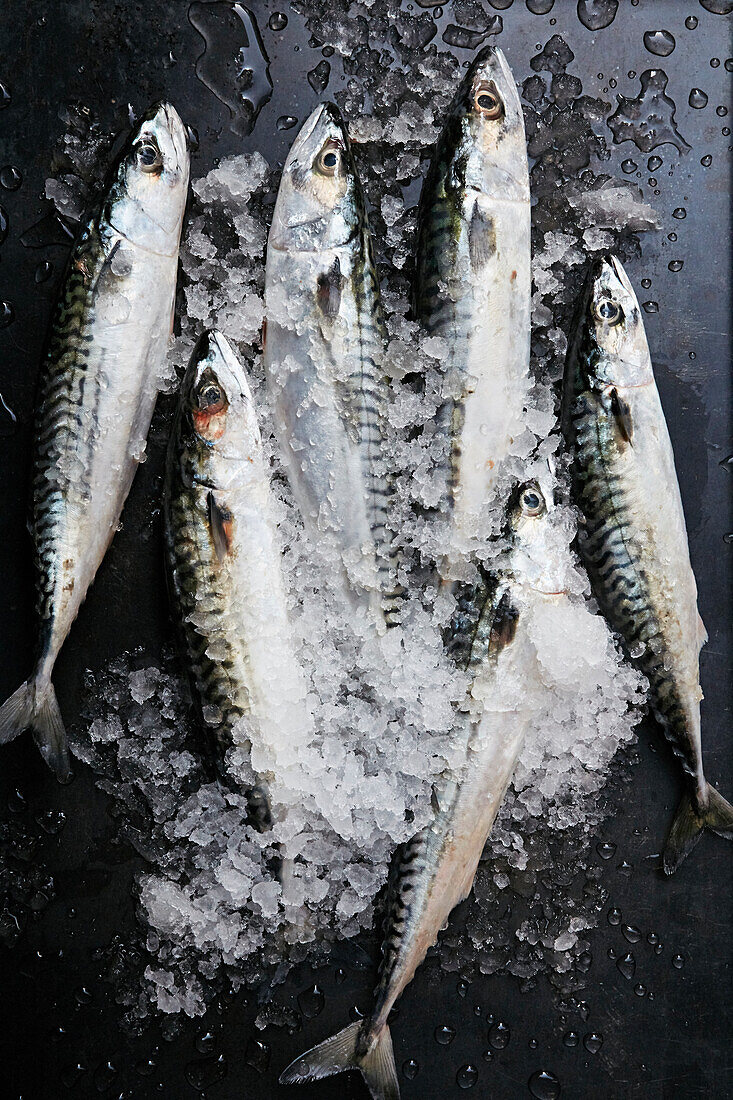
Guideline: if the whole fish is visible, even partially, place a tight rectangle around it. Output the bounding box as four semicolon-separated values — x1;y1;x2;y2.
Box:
562;254;733;872
164;331;314;823
264;102;397;629
0;103;189;779
280;479;564;1100
414;45;531;576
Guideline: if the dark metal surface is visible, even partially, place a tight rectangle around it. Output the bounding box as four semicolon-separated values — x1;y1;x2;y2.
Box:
0;1;731;1097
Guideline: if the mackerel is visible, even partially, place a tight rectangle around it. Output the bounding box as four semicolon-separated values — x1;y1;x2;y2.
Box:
164;331;314;822
280;479;564;1100
414;45;531;577
0;104;189;778
264;103;397;629
562;254;733;872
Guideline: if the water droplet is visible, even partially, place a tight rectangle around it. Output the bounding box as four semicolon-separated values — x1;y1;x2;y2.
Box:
307;59;331;93
701;154;713;166
577;0;619;31
726;58;733;71
672;953;685;969
7;787;25;811
457;979;470;997
61;1063;87;1088
668;259;684;272
529;1070;561;1099
643;30;675;57
0;165;20;191
583;1033;603;1054
298;984;325;1019
529;1038;539;1049
184;1054;227;1090
608;69;690;154
474;1004;484;1016
526;0;555;12
596;841;617;859
622;925;642;943
610;77;617;88
647;155;663;170
135;1057;157;1076
647;931;659;945
668;231;678;241
642;300;659;313
482;1049;494;1062
456;1064;479;1089
34;259;54;284
685;15;699;29
75;985;93;1004
403;1059;419;1079
717;105;729;116
0;82;10;108
608;907;622;926
711;56;721;67
608;946;618;960
196;1031;216;1054
723;532;733;545
335;966;347;984
435;1025;456;1045
722;126;731;134
488;0;514;9
689;88;709;109
268;11;287;30
489;1022;511;1049
672;206;686;218
641;277;652;288
93;1060;119;1091
621;158;638;173
634;983;646;997
277;115;297;130
617;952;636;979
37;809;66;834
719;454;733;472
188;2;272;137
0;204;8;244
563;1030;579;1048
244;1038;270;1073
655;942;664;955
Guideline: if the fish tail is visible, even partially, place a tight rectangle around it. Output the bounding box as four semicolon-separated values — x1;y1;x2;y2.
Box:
0;675;71;782
663;782;733;874
279;1020;399;1100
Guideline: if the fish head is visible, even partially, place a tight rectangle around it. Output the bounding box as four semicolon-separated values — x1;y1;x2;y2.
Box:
446;46;528;201
182;331;261;467
269;102;362;252
566;255;654;396
108;102;190;255
505;470;573;598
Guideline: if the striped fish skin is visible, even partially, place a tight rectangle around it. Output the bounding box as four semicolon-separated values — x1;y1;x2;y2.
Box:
264;102;397;630
164;331;313;824
414;46;531;576
562;254;733;872
280;481;562;1098
0;103;189;779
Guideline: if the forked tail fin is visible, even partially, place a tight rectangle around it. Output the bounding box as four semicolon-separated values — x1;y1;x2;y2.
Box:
663;782;733;874
0;677;71;781
279;1020;399;1100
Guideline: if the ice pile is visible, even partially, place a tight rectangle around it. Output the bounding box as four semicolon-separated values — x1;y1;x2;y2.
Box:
53;20;663;1015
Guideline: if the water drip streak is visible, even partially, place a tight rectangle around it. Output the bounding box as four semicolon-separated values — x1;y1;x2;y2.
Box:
188;2;272;137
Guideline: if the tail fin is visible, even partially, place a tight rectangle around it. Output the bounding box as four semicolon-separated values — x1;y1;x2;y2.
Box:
279;1021;399;1100
0;678;71;782
663;782;733;874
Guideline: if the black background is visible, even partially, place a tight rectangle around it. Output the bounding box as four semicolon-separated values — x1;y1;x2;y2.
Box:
0;1;731;1098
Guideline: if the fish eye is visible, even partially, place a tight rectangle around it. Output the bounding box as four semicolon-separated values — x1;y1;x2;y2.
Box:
137;137;163;173
520;487;545;517
316;143;341;176
199;385;222;408
593;298;623;325
474;85;504;119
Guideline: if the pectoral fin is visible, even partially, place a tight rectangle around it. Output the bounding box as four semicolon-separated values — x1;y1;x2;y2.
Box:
611;388;633;445
468;200;495;272
316;257;343;318
207;491;234;562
